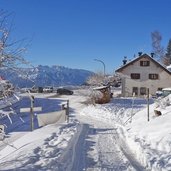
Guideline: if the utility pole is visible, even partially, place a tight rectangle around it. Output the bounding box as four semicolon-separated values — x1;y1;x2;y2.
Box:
94;59;106;76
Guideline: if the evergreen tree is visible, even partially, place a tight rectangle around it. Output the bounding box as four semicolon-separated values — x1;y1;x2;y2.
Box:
165;39;171;66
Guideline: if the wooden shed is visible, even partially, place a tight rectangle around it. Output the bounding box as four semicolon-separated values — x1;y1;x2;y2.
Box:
93;86;111;104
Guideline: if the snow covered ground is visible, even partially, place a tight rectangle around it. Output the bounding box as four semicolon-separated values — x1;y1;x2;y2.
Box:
0;89;171;170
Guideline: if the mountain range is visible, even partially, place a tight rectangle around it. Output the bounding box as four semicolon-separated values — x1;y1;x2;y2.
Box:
0;65;94;88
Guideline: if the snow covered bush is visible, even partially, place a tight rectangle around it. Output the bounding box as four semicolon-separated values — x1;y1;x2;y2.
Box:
77;88;103;105
155;95;171;109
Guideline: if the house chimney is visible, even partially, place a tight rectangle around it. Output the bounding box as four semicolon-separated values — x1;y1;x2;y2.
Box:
123;56;127;65
138;52;143;56
151;52;155;58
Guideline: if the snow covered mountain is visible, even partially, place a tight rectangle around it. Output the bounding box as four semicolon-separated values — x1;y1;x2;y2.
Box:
0;65;94;88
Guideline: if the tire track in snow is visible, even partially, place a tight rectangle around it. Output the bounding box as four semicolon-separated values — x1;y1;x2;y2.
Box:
56;123;89;171
63;91;147;170
75;115;147;171
91;125;135;170
70;123;89;171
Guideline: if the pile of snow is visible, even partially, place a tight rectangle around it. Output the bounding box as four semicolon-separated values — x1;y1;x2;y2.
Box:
122;95;171;171
81;97;149;125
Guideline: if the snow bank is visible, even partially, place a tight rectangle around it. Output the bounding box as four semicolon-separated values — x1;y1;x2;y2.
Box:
81;96;171;171
0;120;79;170
81;97;147;125
119;97;171;171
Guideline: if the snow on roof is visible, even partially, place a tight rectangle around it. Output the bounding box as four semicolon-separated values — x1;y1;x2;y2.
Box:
167;65;171;72
162;87;171;91
93;85;109;90
115;53;171;75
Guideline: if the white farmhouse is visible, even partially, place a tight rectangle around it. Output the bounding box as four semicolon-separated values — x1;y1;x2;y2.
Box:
115;53;171;97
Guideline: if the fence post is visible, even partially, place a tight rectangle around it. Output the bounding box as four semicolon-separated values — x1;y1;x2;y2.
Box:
130;92;135;123
66;100;69;123
61;100;69;123
147;88;150;122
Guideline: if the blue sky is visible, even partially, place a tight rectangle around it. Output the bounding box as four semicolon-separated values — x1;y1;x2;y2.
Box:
1;0;171;74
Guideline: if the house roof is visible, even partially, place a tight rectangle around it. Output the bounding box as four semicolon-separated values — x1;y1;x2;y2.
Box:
115;53;171;75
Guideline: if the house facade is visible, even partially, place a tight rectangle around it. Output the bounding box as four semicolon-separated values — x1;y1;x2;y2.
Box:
115;53;171;97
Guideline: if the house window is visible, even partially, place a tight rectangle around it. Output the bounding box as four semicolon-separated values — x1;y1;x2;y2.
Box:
140;87;146;95
131;73;140;79
149;74;159;80
132;87;138;95
158;88;163;91
140;61;150;66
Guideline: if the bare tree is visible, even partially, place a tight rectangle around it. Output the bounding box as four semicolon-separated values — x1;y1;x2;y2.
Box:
151;31;165;63
0;9;34;99
0;10;30;70
86;71;106;86
0;10;34;130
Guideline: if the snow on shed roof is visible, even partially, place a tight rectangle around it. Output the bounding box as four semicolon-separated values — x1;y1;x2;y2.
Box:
93;86;109;90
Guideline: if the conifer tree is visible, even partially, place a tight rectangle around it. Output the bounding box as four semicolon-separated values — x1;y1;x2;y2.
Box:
164;39;171;66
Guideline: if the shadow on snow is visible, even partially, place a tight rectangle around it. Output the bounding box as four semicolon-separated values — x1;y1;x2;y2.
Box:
0;97;66;133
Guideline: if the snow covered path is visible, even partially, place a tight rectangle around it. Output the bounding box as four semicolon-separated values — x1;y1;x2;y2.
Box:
69;116;146;171
66;92;147;171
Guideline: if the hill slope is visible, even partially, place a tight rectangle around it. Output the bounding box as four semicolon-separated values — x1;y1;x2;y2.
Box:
0;65;93;87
